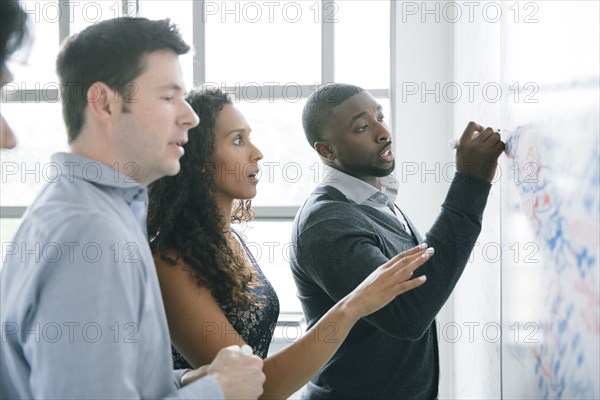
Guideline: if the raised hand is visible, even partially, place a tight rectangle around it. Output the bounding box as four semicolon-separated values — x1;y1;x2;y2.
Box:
345;243;432;319
456;121;505;183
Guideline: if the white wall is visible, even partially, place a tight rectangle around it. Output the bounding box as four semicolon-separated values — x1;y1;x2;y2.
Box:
392;2;455;398
394;2;600;399
450;7;503;399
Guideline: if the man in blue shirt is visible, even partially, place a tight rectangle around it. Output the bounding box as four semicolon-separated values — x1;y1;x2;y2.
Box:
1;17;265;399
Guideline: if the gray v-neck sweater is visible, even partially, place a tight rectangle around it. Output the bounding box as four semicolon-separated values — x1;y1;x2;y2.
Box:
291;172;491;399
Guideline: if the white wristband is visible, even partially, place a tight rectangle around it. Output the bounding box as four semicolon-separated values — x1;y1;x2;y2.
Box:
240;344;253;356
179;369;191;387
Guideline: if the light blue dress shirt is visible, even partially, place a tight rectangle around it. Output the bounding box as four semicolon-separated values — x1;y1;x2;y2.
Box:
0;153;223;399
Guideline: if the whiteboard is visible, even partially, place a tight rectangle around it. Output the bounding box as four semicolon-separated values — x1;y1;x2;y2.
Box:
451;2;599;399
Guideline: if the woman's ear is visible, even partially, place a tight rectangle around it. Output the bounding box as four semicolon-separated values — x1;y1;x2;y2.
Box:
200;162;216;174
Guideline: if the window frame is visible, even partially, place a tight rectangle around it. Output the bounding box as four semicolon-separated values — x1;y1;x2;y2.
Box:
0;0;396;313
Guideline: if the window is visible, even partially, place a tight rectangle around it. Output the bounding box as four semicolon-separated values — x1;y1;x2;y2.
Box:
335;0;390;88
204;1;321;85
1;0;392;315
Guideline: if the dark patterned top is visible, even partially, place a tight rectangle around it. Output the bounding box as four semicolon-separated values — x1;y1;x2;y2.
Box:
172;230;280;369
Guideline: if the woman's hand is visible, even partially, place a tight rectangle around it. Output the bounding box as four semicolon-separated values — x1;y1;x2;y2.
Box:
343;243;433;319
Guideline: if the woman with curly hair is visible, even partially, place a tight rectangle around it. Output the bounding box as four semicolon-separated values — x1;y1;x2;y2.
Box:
147;88;433;398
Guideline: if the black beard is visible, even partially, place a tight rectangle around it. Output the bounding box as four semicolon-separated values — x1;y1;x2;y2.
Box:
344;160;395;178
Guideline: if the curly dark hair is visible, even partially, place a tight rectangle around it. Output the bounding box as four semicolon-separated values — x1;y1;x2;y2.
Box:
147;88;259;309
1;0;30;65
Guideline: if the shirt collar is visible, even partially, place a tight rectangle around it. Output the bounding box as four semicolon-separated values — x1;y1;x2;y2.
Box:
50;152;148;204
321;166;398;207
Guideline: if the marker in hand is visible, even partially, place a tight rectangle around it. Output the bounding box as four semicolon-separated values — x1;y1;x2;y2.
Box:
448;138;460;150
449;128;508;154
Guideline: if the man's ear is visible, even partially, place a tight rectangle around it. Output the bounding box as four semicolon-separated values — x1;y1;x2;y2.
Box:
314;141;335;161
86;82;119;123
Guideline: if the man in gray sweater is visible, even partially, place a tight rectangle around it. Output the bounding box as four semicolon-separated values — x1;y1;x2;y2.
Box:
291;83;504;399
